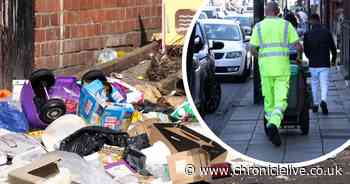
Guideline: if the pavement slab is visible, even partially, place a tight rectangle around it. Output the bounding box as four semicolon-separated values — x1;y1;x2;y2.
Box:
204;68;350;163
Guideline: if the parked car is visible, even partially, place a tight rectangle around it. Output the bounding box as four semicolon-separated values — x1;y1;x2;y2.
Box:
198;12;208;20
215;7;226;18
186;22;224;115
224;14;253;36
244;4;254;14
198;19;251;81
201;6;218;19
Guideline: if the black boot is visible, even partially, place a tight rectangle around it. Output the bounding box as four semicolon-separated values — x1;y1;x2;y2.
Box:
320;101;328;115
266;124;281;147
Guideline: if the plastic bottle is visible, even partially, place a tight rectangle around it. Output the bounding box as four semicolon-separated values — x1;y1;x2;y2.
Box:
0;89;11;102
0;89;21;111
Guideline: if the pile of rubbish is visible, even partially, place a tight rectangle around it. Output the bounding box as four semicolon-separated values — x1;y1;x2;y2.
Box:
0;59;228;183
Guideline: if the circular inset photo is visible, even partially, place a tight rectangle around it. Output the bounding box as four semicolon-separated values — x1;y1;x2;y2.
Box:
183;0;350;164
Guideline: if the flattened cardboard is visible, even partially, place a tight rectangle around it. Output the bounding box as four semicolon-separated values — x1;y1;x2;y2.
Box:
8;154;62;184
167;148;211;184
146;123;227;164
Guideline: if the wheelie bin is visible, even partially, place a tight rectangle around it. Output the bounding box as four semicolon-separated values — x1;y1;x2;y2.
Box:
264;63;311;135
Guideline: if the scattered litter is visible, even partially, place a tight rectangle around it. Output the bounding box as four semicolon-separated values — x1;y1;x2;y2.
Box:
123;147;146;173
21;71;81;129
134;84;162;104
167;148;211;184
0;101;29;133
98;48;118;63
78;80;134;131
170;100;196;122
0;48;222;184
143;112;171;123
59;126;129;157
141;141;171;181
42;114;87;152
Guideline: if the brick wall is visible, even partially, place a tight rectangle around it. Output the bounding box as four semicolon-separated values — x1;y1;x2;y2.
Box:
34;0;162;70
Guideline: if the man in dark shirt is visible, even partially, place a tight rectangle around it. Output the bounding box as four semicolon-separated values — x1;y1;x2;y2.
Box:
304;14;337;115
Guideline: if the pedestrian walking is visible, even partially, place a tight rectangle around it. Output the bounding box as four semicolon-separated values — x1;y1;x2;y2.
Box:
303;14;337;115
250;2;302;146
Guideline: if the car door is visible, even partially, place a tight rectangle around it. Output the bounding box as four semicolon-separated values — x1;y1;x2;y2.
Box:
191;23;210;108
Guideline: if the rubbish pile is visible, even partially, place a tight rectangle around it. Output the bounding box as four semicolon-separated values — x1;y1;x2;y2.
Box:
0;53;228;184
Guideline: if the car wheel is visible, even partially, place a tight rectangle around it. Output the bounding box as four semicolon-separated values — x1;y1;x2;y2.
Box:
81;70;107;85
238;59;251;82
204;77;221;113
39;98;66;124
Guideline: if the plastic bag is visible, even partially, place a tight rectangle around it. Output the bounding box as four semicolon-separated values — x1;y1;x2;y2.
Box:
0;102;29;132
170;100;197;122
48;151;115;184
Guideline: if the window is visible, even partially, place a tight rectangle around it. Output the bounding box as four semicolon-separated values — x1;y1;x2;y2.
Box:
204;24;241;41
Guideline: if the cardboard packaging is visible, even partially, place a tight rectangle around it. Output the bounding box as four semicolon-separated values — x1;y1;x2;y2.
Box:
78;80;134;131
145;123;227;164
127;119;158;138
167;148;211;184
108;78;144;104
8;154;65;184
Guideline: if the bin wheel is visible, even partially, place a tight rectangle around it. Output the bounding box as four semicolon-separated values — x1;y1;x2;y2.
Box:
81;70;107;85
263;117;268;136
39;98;66;124
204;78;221;113
300;108;310;135
29;69;55;88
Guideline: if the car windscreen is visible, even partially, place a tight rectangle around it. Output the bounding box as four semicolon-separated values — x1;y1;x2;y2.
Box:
204;24;241;41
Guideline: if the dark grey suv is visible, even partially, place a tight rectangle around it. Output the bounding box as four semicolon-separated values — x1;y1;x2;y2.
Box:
186;22;224;115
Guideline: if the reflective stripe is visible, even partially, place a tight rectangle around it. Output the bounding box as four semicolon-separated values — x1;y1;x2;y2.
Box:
256;20;290;49
284;21;289;45
259;51;289;58
265;112;272;118
256;23;264;48
275;106;284;113
260;42;289;49
271;108;283;117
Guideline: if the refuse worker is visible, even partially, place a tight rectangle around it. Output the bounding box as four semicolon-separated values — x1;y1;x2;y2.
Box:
250;2;303;146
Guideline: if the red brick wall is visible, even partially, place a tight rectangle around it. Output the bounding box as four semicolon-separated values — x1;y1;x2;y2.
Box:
34;0;162;69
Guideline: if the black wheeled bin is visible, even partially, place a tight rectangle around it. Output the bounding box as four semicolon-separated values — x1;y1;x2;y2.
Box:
264;63;311;135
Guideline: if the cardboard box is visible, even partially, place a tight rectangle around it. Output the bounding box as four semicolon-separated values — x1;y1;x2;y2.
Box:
127;119;158;137
108;78;144;104
78;80;134;131
146;123;227;164
167;148;211;184
8;154;63;184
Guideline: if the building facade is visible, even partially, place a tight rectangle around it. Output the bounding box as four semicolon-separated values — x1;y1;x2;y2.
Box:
34;0;162;70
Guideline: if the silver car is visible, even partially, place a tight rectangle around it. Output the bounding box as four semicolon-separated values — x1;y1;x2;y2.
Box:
224;14;253;36
199;19;252;81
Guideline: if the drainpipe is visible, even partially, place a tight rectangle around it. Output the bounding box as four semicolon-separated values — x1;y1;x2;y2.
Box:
253;0;264;104
59;0;64;67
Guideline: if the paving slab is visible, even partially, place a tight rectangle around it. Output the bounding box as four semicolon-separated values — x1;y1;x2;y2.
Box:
205;68;350;163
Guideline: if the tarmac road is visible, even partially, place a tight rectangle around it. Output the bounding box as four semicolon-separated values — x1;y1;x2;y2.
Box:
203;68;350;163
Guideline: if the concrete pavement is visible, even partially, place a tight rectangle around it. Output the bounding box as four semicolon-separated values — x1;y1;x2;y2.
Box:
204;68;350;163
